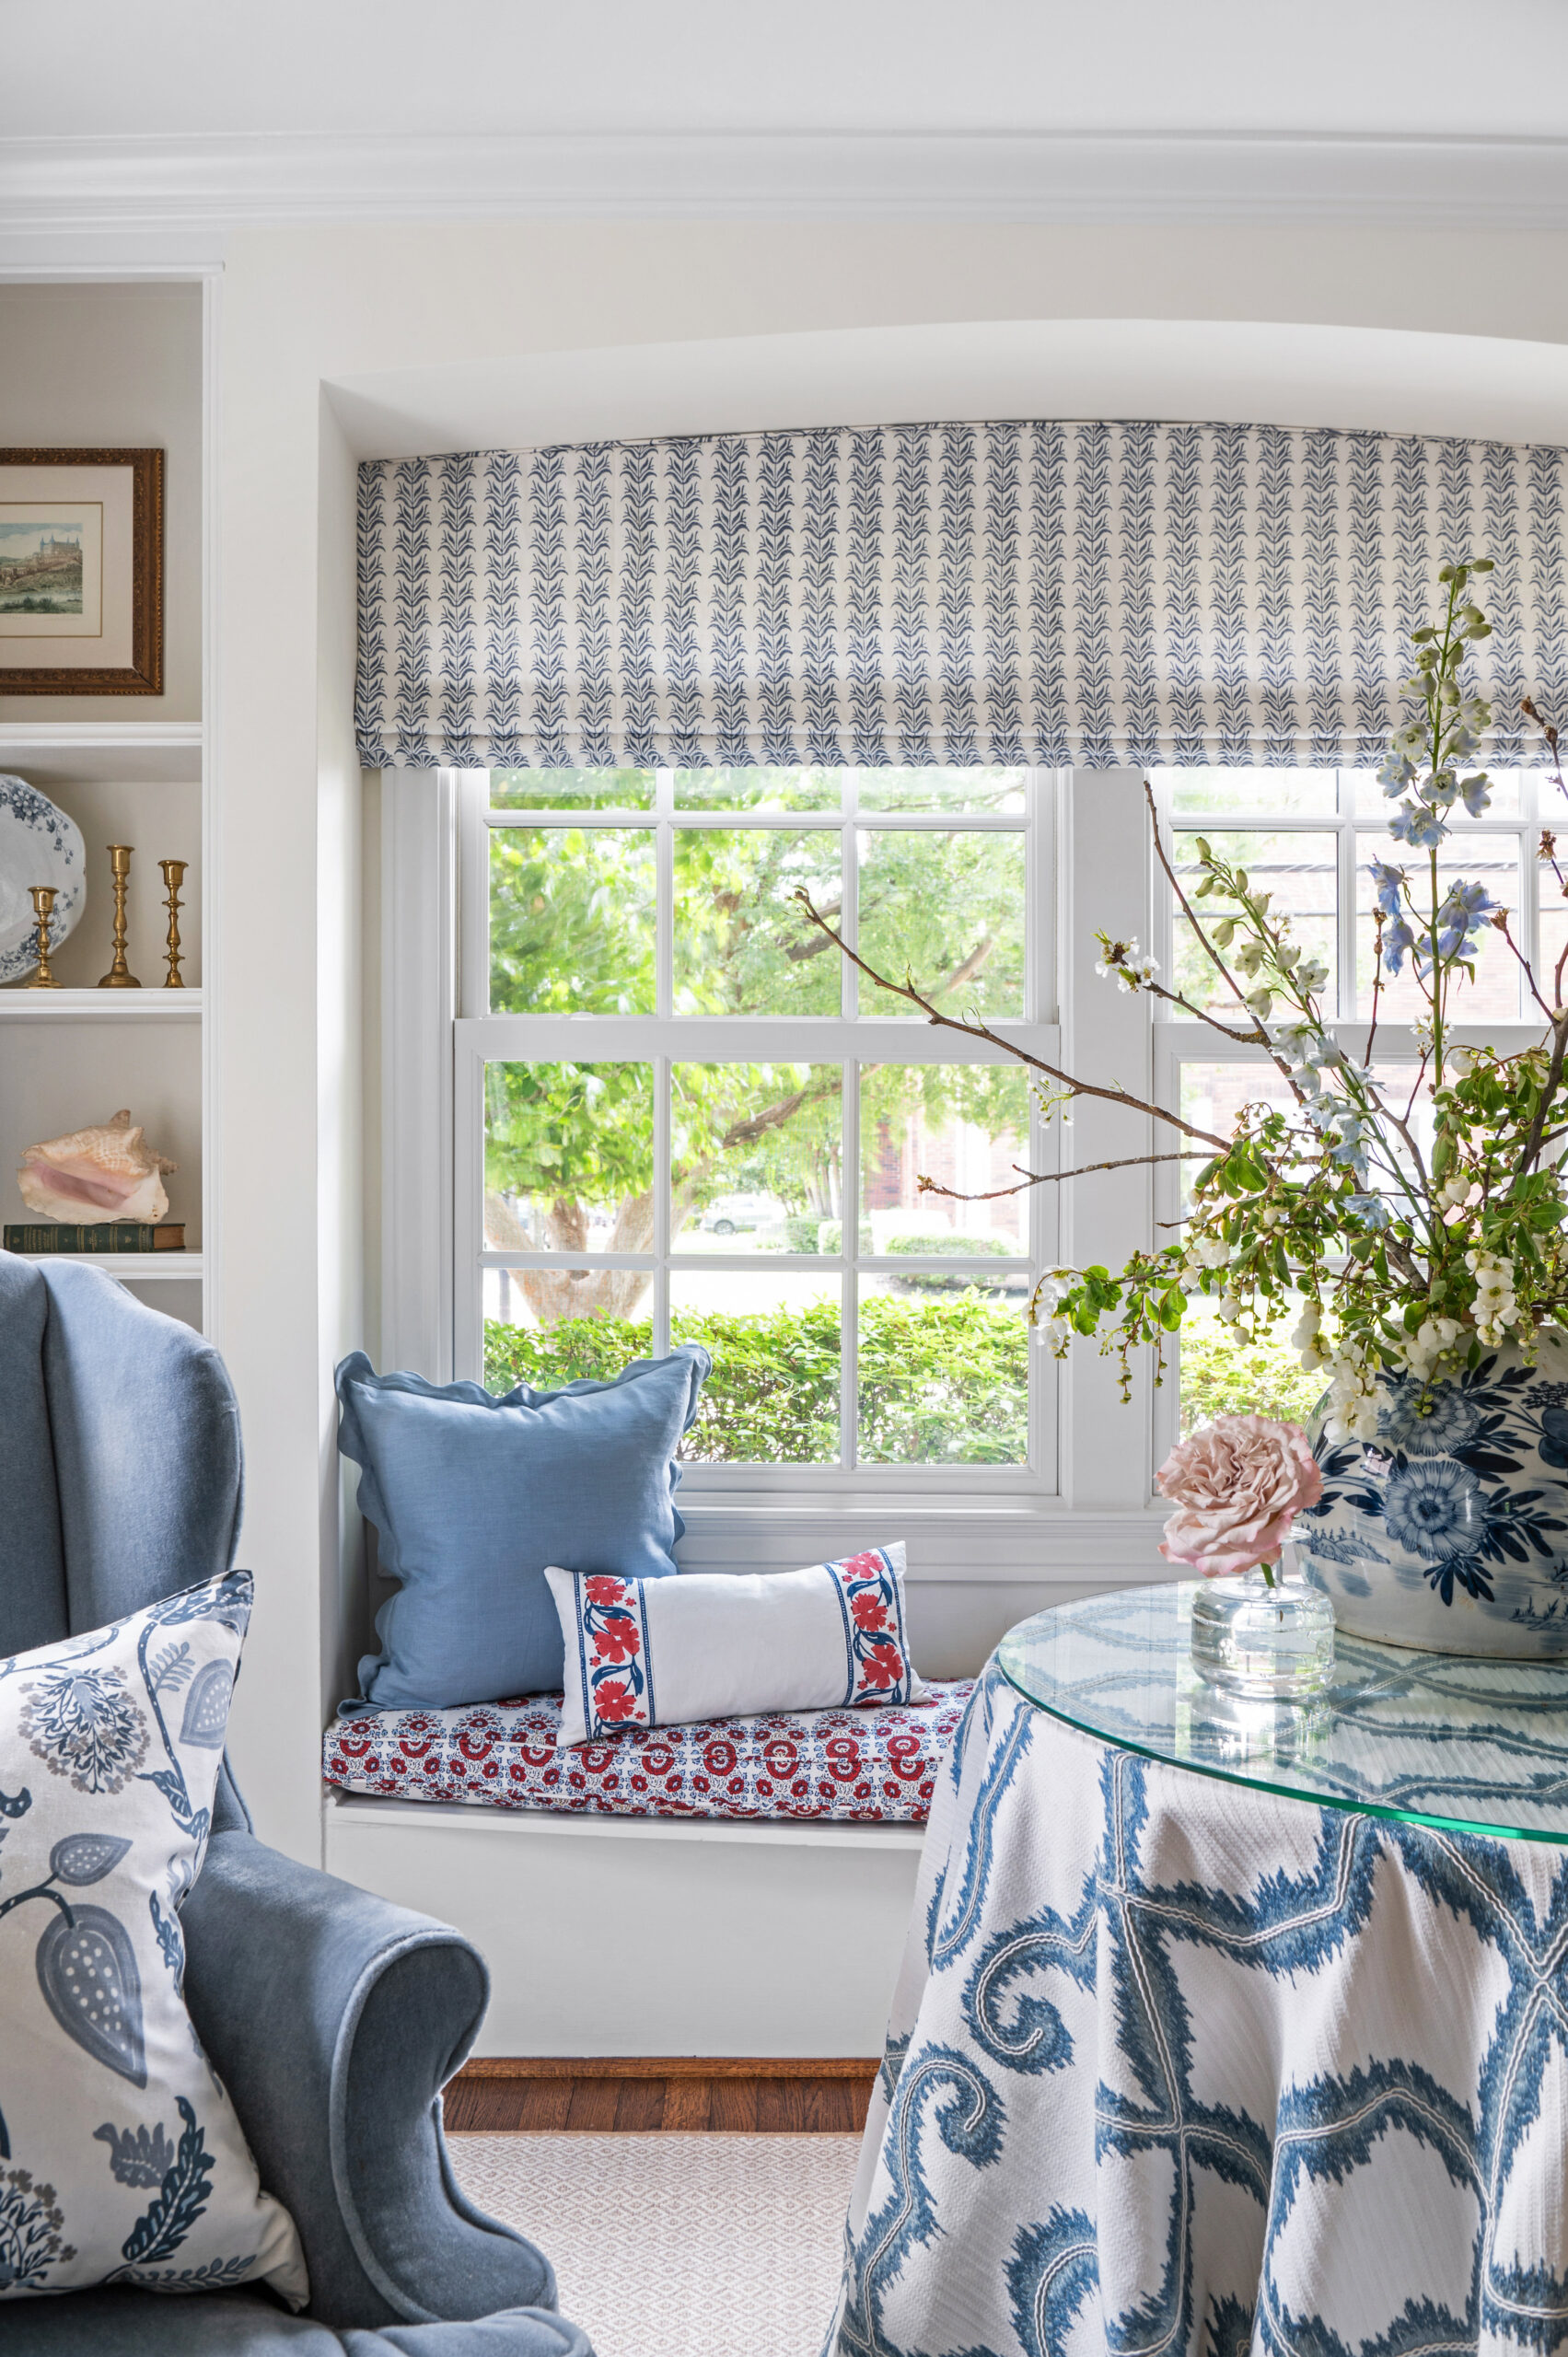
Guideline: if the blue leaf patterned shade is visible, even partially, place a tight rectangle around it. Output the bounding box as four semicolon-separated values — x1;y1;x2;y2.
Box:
355;421;1568;772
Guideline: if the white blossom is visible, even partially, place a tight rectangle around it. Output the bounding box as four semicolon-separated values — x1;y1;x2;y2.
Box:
1401;1314;1462;1381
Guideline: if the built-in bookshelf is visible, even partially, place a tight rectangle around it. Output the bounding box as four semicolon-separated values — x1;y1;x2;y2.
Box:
0;723;209;1316
0;280;211;1330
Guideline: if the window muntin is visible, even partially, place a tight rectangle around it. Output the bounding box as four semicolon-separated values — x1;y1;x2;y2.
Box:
459;767;1051;1487
1154;764;1555;1437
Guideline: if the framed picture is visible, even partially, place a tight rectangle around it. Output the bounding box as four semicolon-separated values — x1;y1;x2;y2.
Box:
0;448;164;695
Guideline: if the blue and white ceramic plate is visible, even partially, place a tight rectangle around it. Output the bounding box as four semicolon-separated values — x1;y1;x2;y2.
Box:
0;775;86;984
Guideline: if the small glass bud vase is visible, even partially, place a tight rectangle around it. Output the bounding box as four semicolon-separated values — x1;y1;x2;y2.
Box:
1189;1541;1335;1701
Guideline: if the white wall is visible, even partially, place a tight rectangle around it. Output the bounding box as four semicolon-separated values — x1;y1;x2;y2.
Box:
213;216;1568;1863
0;281;203;726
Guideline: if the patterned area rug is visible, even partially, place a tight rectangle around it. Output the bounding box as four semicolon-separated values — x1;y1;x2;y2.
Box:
449;2132;858;2357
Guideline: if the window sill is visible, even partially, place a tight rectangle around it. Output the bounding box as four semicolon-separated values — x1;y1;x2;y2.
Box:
674;1501;1171;1581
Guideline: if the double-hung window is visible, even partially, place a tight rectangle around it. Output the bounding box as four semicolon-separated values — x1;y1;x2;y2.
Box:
449;765;1058;1493
1152;764;1555;1443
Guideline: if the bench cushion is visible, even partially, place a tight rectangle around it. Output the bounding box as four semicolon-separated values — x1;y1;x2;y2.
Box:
323;1682;973;1825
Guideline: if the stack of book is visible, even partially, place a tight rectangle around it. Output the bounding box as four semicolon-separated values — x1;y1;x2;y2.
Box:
3;1223;187;1254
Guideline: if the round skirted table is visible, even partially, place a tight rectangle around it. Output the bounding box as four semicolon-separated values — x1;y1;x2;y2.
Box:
827;1583;1568;2357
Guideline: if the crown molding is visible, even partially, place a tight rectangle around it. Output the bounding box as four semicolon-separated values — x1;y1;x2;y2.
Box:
4;128;1568;232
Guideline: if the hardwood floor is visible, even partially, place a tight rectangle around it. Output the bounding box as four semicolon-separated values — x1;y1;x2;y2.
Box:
446;2057;877;2134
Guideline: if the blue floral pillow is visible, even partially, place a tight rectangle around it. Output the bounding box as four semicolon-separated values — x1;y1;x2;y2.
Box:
0;1572;307;2305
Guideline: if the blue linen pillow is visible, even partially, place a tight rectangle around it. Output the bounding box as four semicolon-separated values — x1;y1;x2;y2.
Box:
336;1344;711;1708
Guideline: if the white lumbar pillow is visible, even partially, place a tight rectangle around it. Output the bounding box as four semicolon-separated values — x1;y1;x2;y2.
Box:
0;1570;307;2306
544;1544;926;1747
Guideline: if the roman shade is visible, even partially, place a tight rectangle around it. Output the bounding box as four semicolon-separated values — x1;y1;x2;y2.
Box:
355;420;1567;772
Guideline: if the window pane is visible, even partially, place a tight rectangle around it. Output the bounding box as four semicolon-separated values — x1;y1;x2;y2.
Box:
483;1062;655;1252
1172;830;1336;1015
1177;1061;1296;1216
1539;875;1568;1010
1354;834;1520;1022
670;1271;841;1462
856;830;1025;1017
670;1063;842;1249
491;767;655;809
1157;767;1338;819
859;1281;1028;1464
1175;1061;1434;1433
1179;1300;1327;1437
860;1064;1029;1254
674;767;841;811
1348;767;1521;819
482;1287;653;1391
858;768;1027;813
490;827;656;1013
673;830;842;1015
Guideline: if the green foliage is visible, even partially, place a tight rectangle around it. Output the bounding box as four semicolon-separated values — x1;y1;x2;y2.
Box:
857;1295;1028;1463
673;828;842;1016
1179;1324;1327;1434
490;826;656;1013
483;802;1032;1233
886;1231;1011;1256
482;1295;1028;1465
857;829;1025;1017
492;767;656;810
484;1061;656;1213
885;1232;1014;1292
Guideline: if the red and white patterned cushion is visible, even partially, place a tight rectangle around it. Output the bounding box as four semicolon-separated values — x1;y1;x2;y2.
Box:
322;1679;973;1825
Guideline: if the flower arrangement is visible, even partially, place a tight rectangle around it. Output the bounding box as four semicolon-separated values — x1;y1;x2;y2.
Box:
797;560;1568;1444
1156;1414;1323;1584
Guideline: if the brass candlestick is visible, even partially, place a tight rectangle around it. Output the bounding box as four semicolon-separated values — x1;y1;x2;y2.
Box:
26;886;60;990
158;859;187;989
97;844;141;989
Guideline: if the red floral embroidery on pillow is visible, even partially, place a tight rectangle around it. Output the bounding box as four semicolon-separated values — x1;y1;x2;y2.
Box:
592;1679;638;1724
575;1574;655;1736
829;1550;917;1705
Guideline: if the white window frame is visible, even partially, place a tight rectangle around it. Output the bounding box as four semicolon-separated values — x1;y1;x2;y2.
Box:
379;765;1168;1575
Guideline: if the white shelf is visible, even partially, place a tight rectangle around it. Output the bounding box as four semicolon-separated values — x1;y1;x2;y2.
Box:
15;1253;203;1281
0;988;202;1022
0;723;203;786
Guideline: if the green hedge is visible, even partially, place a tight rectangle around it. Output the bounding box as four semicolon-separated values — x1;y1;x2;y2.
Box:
1177;1323;1327;1432
482;1302;1323;1466
482;1294;1029;1464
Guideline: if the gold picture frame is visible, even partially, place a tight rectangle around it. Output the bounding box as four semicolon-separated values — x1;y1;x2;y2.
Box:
0;447;164;696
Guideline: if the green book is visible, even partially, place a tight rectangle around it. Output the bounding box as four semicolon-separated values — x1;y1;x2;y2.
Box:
4;1223;187;1254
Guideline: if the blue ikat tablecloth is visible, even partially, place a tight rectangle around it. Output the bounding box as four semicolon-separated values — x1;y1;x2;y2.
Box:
828;1657;1568;2357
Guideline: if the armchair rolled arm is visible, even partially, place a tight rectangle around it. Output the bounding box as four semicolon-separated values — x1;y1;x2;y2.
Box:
181;1829;557;2333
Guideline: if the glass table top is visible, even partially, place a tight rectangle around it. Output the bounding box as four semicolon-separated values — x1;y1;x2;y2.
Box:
998;1584;1568;1846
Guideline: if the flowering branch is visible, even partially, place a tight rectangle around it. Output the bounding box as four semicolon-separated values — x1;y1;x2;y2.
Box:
805;563;1568;1431
789;889;1228;1150
916;1151;1207;1203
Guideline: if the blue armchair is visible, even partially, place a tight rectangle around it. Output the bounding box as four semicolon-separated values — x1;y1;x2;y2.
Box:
0;1255;595;2357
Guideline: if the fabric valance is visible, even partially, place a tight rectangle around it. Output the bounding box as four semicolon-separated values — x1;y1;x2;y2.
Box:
355;421;1568;772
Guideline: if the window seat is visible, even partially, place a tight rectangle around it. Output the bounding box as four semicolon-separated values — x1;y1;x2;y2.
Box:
323;1680;972;1826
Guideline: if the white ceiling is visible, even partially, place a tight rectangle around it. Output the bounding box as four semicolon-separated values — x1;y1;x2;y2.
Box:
8;0;1568;141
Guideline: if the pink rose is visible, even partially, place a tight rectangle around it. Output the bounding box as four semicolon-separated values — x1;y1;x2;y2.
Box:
1156;1414;1323;1579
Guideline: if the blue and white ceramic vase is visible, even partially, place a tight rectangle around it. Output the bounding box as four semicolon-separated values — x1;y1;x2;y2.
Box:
1298;1328;1568;1657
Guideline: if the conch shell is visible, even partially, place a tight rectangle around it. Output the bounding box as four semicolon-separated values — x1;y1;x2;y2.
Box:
17;1109;178;1225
